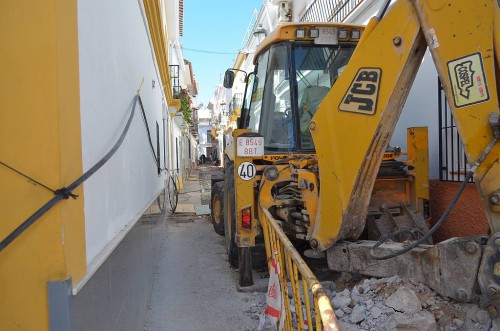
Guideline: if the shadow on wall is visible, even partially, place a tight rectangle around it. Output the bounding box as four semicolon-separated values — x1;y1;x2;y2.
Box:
429;180;489;243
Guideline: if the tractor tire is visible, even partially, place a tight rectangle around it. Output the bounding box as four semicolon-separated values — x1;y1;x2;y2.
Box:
211;181;225;236
224;162;239;268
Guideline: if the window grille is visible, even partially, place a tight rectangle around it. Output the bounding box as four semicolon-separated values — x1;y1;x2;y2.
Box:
438;78;473;182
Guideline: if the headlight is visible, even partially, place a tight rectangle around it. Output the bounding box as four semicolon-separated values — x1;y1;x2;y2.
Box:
309;28;319;38
351;29;361;39
338;29;348;39
296;28;306;39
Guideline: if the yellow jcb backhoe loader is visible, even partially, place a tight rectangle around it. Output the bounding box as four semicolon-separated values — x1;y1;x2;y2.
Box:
210;0;500;309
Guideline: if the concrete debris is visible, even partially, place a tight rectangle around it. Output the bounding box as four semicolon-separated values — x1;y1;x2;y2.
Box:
339;322;359;331
387;311;437;331
475;309;491;325
453;318;464;328
385;286;422;313
371;306;382;319
349;304;366;323
338;321;360;331
317;273;500;330
335;309;345;318
332;293;351;309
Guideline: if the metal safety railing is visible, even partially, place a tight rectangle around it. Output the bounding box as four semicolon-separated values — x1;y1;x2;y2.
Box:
300;0;364;23
260;207;339;331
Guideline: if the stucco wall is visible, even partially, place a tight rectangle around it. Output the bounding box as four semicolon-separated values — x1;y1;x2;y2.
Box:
78;0;165;273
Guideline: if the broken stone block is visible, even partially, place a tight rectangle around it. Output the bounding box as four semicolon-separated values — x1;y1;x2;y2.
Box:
387;311;437;331
349;304;366;324
385;286;422;314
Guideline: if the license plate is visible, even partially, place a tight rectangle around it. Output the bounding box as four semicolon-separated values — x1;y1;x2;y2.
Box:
315;27;338;45
237;137;264;157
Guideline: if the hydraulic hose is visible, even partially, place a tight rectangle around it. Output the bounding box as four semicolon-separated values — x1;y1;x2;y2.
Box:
371;137;498;260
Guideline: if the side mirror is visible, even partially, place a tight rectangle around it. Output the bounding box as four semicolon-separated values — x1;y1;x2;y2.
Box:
223;70;235;88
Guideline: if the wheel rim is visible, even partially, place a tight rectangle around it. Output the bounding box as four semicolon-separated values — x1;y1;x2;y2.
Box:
167;176;178;212
213;195;222;225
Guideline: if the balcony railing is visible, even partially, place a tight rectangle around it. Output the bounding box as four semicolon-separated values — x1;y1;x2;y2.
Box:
300;0;364;23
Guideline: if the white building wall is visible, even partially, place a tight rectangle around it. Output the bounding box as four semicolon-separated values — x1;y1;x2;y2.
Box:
198;123;212;156
190;135;198;166
172;116;183;172
78;0;167;270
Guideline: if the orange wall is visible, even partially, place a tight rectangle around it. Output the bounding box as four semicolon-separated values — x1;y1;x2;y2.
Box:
429;180;489;242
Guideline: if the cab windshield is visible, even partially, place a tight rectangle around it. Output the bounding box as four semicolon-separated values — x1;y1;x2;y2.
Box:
247;42;356;153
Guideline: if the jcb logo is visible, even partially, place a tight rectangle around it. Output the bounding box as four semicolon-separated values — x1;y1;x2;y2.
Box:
339;68;381;115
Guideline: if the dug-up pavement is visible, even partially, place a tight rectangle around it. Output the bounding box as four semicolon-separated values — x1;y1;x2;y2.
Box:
72;165;500;331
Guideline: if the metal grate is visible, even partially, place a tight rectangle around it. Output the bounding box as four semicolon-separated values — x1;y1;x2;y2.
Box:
300;0;364;23
438;78;473;182
169;65;181;99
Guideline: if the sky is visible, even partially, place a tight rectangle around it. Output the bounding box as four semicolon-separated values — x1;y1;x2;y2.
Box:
181;0;263;107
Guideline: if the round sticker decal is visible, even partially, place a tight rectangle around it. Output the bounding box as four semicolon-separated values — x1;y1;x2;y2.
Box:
237;162;256;181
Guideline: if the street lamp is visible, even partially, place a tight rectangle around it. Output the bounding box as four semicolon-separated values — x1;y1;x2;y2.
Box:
253;24;267;44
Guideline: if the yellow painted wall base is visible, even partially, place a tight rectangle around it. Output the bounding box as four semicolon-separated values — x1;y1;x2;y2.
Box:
0;0;86;329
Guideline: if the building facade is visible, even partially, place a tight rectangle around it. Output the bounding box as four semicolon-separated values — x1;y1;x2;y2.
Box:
0;0;196;329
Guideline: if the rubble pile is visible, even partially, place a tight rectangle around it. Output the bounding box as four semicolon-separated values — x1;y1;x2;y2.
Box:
321;274;499;331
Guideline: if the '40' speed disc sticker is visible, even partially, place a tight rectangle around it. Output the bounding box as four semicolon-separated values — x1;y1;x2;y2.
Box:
447;52;490;108
237;162;256;181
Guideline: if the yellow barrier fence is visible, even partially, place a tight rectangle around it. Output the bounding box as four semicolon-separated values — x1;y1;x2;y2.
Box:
260;207;340;331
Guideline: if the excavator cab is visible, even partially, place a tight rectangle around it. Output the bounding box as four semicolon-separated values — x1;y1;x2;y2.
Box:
239;28;357;153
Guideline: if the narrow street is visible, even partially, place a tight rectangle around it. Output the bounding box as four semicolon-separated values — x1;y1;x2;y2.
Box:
72;166;266;331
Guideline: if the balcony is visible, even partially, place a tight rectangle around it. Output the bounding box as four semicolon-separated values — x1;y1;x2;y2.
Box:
169;64;181;99
300;0;364;23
